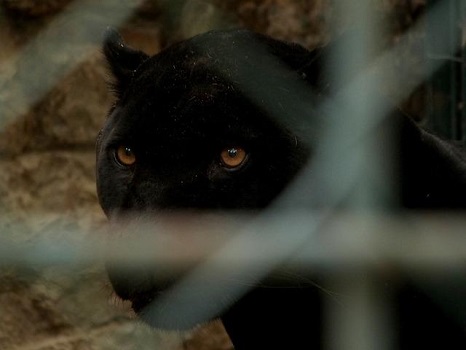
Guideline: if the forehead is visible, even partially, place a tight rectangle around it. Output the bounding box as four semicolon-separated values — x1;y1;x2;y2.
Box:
129;42;239;102
121;74;248;136
126;30;273;106
114;47;266;137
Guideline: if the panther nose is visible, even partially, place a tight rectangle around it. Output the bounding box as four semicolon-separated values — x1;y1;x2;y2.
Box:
105;262;155;301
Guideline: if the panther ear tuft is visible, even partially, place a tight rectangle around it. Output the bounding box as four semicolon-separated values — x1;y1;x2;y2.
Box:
103;27;149;97
296;46;330;93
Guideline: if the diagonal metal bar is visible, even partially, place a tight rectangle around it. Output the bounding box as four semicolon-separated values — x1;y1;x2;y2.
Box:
0;0;144;130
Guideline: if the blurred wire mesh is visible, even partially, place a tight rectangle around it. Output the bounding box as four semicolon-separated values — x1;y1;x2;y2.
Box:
0;0;465;349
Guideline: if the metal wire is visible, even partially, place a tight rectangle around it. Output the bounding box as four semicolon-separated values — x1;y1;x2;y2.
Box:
0;1;465;349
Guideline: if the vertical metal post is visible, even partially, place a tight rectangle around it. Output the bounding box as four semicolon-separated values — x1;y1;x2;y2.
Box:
324;272;394;350
461;1;466;144
321;1;394;348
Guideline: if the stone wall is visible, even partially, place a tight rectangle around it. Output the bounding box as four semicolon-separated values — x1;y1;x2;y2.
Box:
0;1;425;349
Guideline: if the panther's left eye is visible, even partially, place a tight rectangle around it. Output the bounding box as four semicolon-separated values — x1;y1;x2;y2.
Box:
220;147;248;169
115;145;136;166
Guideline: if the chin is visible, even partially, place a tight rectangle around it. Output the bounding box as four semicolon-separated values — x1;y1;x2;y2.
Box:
128;289;218;331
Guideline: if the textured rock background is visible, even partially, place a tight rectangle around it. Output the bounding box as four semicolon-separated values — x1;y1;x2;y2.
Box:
0;0;426;349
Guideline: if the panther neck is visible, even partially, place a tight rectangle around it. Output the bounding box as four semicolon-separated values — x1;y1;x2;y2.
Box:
221;286;324;349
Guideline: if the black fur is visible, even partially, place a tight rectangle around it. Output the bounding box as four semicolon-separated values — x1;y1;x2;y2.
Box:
97;29;466;349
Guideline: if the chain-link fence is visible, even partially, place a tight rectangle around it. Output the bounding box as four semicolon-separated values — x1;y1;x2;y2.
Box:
1;1;465;349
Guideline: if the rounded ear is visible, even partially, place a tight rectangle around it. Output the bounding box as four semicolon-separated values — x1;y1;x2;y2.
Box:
103;28;150;97
296;26;386;95
259;34;329;93
293;46;329;92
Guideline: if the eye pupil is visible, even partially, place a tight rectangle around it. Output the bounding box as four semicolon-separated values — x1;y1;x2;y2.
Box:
228;148;238;158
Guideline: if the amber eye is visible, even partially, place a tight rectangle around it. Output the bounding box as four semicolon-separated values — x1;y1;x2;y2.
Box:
220;147;247;169
115;145;136;166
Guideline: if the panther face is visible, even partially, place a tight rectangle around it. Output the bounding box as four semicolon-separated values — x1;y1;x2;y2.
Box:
96;29;316;329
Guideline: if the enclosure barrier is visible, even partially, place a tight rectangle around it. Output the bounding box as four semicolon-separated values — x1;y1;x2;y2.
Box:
1;1;466;349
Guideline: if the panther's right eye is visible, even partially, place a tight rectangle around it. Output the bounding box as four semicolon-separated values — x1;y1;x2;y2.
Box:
220;146;248;170
115;145;136;166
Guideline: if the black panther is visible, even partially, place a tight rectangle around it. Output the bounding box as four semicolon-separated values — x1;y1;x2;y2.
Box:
96;28;466;349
